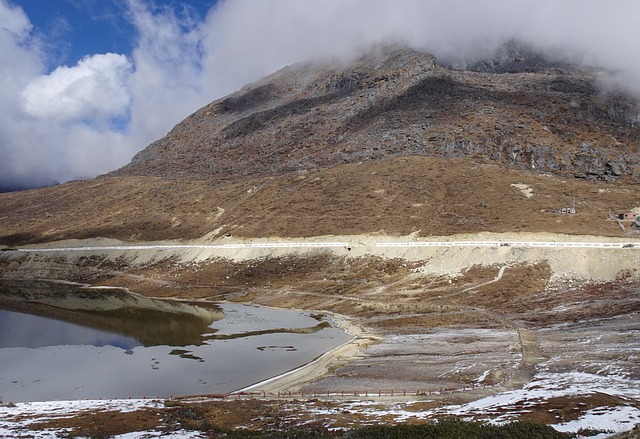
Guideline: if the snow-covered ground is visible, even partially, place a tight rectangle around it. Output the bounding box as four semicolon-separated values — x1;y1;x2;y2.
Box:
448;371;640;433
0;399;158;438
2;371;639;437
0;398;208;438
302;369;640;436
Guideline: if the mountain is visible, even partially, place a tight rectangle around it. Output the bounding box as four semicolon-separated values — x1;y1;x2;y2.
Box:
115;43;639;183
1;44;639;245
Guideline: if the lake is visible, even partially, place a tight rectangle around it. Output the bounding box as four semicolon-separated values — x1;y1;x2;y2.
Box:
0;286;351;402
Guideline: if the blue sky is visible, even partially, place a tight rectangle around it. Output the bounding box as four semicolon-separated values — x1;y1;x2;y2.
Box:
14;0;216;69
1;0;639;191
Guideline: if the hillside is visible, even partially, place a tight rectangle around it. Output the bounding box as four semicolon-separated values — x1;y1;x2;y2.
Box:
0;44;639;245
0;156;639;246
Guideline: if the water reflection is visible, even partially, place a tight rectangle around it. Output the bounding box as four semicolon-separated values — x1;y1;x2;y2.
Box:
0;310;141;349
0;280;222;347
0;282;353;402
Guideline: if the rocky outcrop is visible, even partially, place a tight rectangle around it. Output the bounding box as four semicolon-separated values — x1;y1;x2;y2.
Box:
110;44;638;183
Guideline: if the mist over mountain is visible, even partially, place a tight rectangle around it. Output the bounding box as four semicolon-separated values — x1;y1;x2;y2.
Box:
0;181;59;194
113;43;639;184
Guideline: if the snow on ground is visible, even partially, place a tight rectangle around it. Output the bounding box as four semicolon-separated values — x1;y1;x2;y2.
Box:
0;399;164;438
307;399;433;426
0;398;163;419
553;406;640;435
114;431;206;438
304;370;640;434
446;371;640;433
2;370;640;437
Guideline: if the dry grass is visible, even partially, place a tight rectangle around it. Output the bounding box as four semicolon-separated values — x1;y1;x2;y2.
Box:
0;157;637;246
28;408;164;438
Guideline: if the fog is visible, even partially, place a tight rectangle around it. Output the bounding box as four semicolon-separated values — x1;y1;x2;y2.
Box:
1;0;639;191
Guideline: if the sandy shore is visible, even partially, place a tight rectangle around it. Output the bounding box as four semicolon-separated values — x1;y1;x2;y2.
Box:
236;312;380;394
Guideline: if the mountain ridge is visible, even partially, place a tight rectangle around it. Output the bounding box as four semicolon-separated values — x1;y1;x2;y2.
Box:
113;44;639;183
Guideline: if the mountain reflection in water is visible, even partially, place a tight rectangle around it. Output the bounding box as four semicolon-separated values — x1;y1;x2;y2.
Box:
0;281;338;348
0;282;352;401
0;281;222;347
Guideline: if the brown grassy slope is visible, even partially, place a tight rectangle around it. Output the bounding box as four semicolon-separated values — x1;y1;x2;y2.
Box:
0;157;636;245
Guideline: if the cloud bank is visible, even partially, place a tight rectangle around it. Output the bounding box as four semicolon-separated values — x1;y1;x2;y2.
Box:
1;0;640;190
22;53;132;121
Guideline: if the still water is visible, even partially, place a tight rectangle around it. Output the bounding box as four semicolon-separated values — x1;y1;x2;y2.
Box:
0;289;351;402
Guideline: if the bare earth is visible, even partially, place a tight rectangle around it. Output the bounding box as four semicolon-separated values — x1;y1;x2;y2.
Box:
1;231;639;436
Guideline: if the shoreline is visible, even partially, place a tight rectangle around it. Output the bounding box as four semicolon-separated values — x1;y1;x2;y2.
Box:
234;311;379;394
0;296;361;403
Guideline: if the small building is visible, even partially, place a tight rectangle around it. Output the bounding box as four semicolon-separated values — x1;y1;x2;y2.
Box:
616;211;639;221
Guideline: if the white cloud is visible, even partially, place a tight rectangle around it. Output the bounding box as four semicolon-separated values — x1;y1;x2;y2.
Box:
0;0;47;189
0;2;41;99
0;1;137;190
201;0;640;90
21;53;132;122
0;0;31;38
0;0;207;190
2;0;640;190
124;0;209;145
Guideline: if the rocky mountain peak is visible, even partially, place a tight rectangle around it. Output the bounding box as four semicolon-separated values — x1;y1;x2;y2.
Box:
461;40;562;73
215;44;438;118
114;43;639;183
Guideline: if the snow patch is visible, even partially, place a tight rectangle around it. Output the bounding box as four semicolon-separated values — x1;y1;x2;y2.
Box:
553;406;640;434
511;183;534;198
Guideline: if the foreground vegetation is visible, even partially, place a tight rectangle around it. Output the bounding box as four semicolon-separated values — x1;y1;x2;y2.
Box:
174;418;589;439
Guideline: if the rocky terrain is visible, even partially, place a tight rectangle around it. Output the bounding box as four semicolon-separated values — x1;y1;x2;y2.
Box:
117;44;639;183
1;43;640;436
